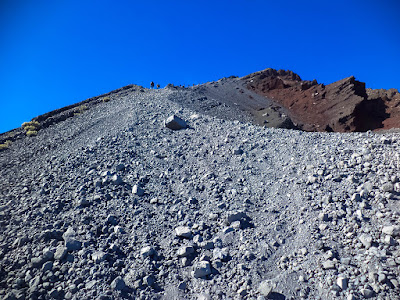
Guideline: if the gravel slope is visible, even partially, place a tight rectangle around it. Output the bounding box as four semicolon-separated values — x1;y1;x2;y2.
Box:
1;88;400;300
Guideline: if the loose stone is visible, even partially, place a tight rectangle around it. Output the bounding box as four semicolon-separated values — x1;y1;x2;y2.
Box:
175;226;192;238
192;261;211;278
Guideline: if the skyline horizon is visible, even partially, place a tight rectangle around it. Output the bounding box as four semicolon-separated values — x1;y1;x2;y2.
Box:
1;0;399;134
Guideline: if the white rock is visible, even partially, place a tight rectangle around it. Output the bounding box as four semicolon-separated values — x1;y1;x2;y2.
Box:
132;185;144;196
382;225;400;236
384;235;395;245
140;246;155;258
114;225;124;234
337;276;348;290
322;261;335;270
258;280;274;296
381;183;394;192
111;174;123;185
177;246;194;257
175;226;192;238
92;251;106;263
359;234;372;249
347;294;356;300
300;247;308;256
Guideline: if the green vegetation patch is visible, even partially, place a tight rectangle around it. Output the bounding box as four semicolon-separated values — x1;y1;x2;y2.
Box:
22;121;41;137
74;105;88;115
0;140;11;151
102;96;111;102
26;130;38;137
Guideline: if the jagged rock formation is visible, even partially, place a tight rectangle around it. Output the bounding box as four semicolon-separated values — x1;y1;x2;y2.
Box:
244;68;400;132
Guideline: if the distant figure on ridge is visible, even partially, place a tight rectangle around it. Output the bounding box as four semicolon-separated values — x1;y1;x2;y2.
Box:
150;81;155;89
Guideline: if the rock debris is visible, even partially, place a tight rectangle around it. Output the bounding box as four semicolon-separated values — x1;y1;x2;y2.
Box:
1;85;400;299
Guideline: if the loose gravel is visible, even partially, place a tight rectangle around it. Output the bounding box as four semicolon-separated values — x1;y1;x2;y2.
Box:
1;87;400;300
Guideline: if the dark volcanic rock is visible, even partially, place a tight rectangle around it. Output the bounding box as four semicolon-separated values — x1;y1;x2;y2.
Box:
244;68;399;132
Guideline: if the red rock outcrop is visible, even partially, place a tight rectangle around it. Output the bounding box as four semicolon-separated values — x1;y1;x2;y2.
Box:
243;68;400;132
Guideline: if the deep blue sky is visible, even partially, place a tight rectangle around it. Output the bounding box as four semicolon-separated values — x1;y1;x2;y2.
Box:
1;0;399;133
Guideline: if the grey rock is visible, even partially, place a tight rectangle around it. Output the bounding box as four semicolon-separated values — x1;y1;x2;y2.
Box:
85;280;97;289
111;276;127;291
192;261;211;278
78;198;90;207
197;293;211;300
54;246;67;261
351;193;361;202
62;227;76;240
382;183;394;192
233;148;243;155
143;275;155;286
177;245;195;257
227;211;247;224
178;281;187;290
213;247;229;262
106;215;118;225
140;246;155;258
360;288;374;298
42;249;54;261
318;212;329;222
49;289;59;298
31;257;44;268
115;164;125;171
29;276;40;293
41;261;53;272
359;234;373;249
200;241;214;250
65;238;82;251
165;115;187;130
111;174;123;185
322;261;336;270
384;235;395;245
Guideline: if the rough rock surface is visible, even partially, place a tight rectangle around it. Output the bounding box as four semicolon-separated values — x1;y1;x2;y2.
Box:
1;79;400;299
244;68;400;132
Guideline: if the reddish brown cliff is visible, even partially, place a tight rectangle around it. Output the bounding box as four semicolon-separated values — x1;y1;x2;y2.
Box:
243;68;400;132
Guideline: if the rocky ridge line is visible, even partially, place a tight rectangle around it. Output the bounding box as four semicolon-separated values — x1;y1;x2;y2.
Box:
243;68;400;132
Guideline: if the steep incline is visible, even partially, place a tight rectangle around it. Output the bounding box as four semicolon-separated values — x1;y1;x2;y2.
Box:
1;85;400;300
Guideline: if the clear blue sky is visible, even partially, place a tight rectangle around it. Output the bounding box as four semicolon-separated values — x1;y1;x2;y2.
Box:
1;0;399;133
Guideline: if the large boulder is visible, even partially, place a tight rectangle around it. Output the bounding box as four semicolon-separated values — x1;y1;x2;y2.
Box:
165;115;187;130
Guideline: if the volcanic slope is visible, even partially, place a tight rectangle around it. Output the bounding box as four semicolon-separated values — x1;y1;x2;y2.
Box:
1;87;400;300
